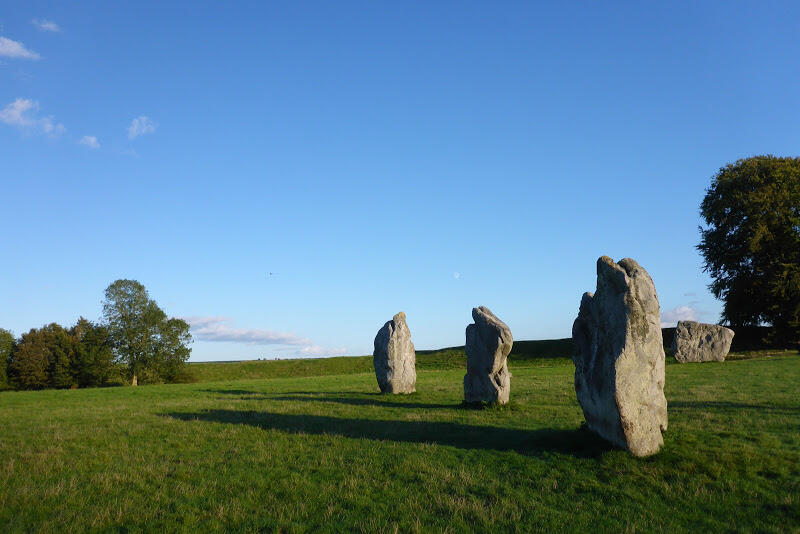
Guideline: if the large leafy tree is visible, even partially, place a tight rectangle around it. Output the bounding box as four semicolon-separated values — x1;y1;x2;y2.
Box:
698;155;800;347
102;279;192;385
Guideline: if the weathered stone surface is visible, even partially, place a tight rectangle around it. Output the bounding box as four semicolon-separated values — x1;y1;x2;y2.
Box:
373;312;416;394
673;321;734;363
464;306;513;404
572;256;668;457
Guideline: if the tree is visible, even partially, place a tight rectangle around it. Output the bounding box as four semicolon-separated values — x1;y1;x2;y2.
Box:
8;324;77;390
102;279;192;385
43;323;78;388
0;328;14;390
152;317;192;382
71;318;117;387
698;155;800;347
9;328;52;390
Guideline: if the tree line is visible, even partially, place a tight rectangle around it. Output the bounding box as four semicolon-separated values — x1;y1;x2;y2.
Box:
0;279;192;391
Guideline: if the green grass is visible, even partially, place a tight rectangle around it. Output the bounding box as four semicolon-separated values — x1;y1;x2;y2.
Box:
188;338;575;383
1;354;798;532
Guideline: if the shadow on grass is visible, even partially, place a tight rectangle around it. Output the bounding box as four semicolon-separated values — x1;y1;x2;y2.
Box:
268;395;456;410
202;389;264;396
202;389;457;409
165;409;614;458
669;400;799;415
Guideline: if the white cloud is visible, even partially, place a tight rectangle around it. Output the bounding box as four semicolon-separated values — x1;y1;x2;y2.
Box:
660;305;699;327
297;345;348;357
79;135;100;149
127;116;156;139
0;36;41;60
32;19;60;32
0;98;65;136
184;316;344;357
453;272;461;279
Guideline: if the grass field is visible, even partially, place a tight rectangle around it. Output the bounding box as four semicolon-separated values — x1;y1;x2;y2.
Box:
187;339;575;383
1;353;798;532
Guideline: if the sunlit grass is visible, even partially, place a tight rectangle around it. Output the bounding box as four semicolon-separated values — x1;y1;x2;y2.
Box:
1;353;798;532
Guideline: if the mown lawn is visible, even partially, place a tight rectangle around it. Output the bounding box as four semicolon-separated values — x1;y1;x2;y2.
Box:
1;354;798;532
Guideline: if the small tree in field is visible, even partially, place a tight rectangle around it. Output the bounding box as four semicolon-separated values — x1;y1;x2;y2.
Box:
102;279;192;385
698;155;800;347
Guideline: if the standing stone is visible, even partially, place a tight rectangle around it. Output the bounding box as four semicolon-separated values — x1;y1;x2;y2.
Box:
572;256;668;457
373;312;416;394
673;321;734;363
464;306;513;405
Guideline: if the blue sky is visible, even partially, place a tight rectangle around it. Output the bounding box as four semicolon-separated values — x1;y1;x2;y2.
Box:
2;1;799;361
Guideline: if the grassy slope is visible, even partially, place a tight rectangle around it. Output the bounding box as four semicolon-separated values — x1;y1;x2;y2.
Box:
1;354;798;532
188;338;575;383
187;335;791;384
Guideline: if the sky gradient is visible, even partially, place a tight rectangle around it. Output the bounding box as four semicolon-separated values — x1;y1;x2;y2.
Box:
2;1;799;360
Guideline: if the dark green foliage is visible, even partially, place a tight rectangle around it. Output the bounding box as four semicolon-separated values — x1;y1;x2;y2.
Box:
2;280;191;391
102;279;192;385
152;318;192;382
71;318;118;387
7;324;75;390
7;329;49;389
0;328;15;390
6;319;124;391
43;324;78;388
698;155;800;348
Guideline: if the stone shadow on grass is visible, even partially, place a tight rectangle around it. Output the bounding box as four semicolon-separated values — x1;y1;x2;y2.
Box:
266;395;456;410
165;409;614;458
202;390;457;410
202;389;264;396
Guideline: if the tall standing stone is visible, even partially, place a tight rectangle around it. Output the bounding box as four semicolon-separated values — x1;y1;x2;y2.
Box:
572;256;668;457
464;306;513;405
373;312;416;394
673;321;735;363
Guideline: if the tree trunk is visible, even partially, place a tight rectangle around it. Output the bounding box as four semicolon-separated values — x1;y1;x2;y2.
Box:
131;374;138;386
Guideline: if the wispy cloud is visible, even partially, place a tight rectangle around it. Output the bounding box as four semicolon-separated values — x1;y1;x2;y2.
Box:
296;345;348;357
0;98;65;136
128;116;156;139
32;19;60;32
183;316;345;357
186;316;310;345
0;36;41;60
79;135;100;149
660;305;699;327
453;272;461;280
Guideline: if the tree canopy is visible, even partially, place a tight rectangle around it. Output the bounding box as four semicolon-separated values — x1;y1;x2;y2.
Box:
698;155;800;347
102;279;192;385
71;318;116;388
5;320;119;390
